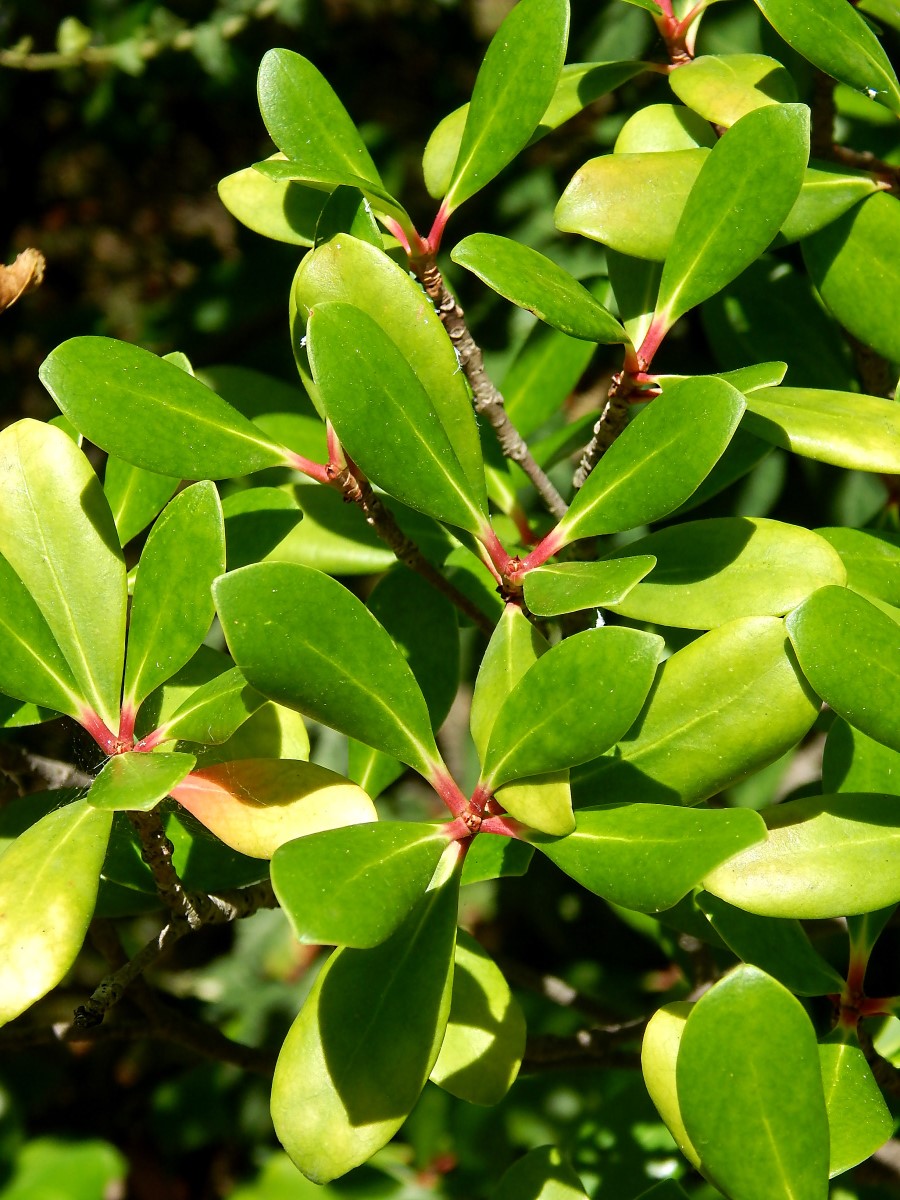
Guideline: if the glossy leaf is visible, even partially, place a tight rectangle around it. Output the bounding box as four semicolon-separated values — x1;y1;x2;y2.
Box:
817;527;900;606
654;103;810;334
88;751;196;812
217;157;326;246
574;617;819;807
697;893;844;995
702;256;857;391
533;803;765;913
823;718;900;795
642;1003;700;1169
40;337;290;480
614;102;716;152
103;455;180;547
778;163;881;243
270;859;459;1183
803;192;900;363
668;54;797;127
471;604;548;762
0;420;126;730
677;966;829;1200
307;303;490;537
754;0;900;116
222;487;303;572
170;758;377;859
609;518;847;628
271;821;449;948
703;793;900;917
494;772;576;838
314;184;384;248
492;1146;589;1200
424;61;646;200
254;159;410;233
198;363;327;464
196;697;309;767
257;49;382;188
553;377;745;546
607;249;662;347
146;667;262;747
293;234;483;498
214;562;441;778
524;557;656;617
787;586;900;752
124;483;225;711
443;0;569;213
556;149;708;261
744;386;900;473
820;1042;893;1176
0;553;83;718
460;834;534;885
451;234;627;344
481;627;663;790
0;798;112;1025
430;930;525;1106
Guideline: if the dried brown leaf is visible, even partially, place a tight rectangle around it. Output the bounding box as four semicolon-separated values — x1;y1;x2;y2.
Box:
0;248;45;314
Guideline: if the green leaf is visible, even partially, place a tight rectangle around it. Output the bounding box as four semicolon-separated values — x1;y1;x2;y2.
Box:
146;666;261;746
217;157;326;246
703;257;857;392
614;102;717;152
492;1146;589;1200
271;821;450;948
0;420;126;730
103;455;180;547
270;858;460;1183
494;772;576;838
195;697;309;767
481;627;662;790
524;558;656;617
574;617;820;807
451;234;627;344
254;159;410;234
40;337;290;480
124;482;225;712
0;798;112;1025
460;834;534;885
677;966;829;1200
823;717;900;795
88;751;197;812
802;192;900;362
170;758;377;859
703;793;900;917
197;363;327;465
609;518;847;628
817;527;900;606
556;149;709;261
430;929;525;1105
214;562;442;778
744;386;900;473
753;0;900;115
668;54;798;127
553;377;745;546
778;163;881;244
696;892;845;995
314;184;385;249
654;103;810;334
642;1002;701;1169
294;235;484;496
533;803;765;912
307;303;489;536
471;603;549;762
222;487;304;571
820;1042;894;1176
424;61;646;200
257;49;383;189
0;1138;126;1200
607;249;662;347
443;0;569;214
0;552;83;718
788;586;900;752
501;307;599;438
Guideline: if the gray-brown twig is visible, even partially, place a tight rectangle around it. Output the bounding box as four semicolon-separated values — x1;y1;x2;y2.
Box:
411;255;568;521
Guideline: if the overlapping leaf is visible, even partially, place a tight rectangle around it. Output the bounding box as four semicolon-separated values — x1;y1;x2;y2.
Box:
88;751;197;812
214;563;442;778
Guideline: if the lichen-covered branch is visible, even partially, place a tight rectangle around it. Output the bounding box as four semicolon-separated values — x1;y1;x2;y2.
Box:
411;256;568;521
